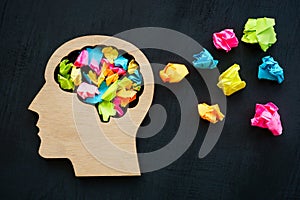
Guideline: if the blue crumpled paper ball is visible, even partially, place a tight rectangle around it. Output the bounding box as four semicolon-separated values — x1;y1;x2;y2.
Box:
192;48;218;69
258;56;284;84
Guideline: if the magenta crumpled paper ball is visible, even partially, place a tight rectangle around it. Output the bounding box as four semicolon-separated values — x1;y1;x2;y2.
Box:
251;102;283;136
213;29;239;52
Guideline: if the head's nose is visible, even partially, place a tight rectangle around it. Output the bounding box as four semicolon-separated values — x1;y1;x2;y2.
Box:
28;85;45;112
28;95;38;112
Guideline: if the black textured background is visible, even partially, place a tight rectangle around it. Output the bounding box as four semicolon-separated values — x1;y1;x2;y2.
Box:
0;0;300;199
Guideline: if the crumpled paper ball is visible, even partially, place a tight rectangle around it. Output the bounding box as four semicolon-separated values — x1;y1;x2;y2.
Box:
241;17;277;52
213;29;239;52
217;64;246;96
198;103;225;124
159;63;189;83
258;56;284;83
251;102;283;136
192;48;218;69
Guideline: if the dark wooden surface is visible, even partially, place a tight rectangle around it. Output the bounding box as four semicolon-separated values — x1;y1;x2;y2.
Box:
0;0;300;199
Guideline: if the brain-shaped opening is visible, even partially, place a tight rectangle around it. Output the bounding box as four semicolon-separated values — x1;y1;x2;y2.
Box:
54;45;144;122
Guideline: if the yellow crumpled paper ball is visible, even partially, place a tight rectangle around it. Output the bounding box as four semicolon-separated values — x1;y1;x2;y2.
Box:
159;63;189;83
217;64;246;96
198;103;225;124
70;66;82;86
102;46;118;63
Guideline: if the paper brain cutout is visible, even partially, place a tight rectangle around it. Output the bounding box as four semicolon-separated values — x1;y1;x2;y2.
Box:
55;45;143;122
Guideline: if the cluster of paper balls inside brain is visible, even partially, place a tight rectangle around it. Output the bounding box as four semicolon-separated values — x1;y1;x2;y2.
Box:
56;46;143;122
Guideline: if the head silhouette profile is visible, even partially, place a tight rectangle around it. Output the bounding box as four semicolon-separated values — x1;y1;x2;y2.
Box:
29;35;154;176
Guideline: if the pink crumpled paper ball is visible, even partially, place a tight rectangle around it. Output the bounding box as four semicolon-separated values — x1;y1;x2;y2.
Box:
76;82;100;99
74;49;89;67
251;102;283;136
213;29;239;52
